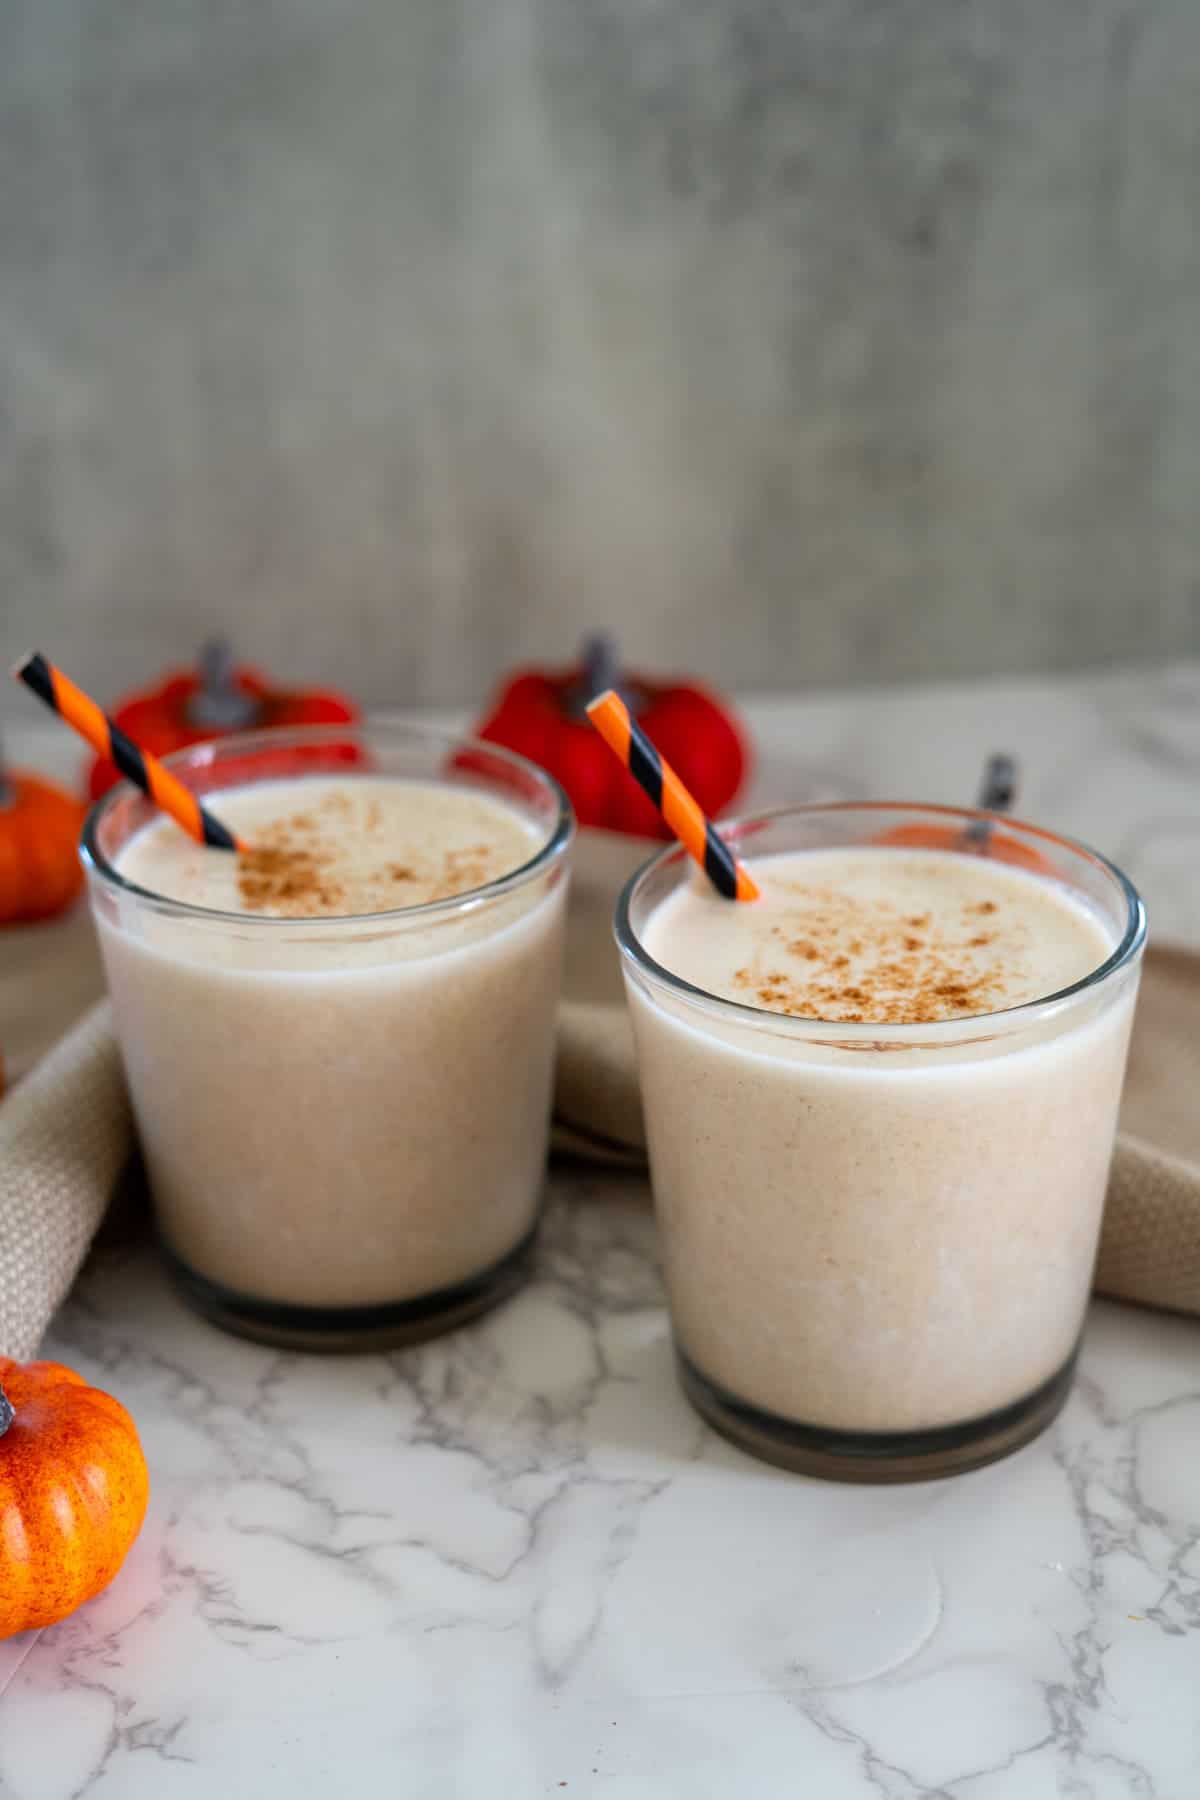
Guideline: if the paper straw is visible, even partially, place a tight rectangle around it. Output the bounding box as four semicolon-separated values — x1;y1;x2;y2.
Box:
13;652;241;852
586;688;759;901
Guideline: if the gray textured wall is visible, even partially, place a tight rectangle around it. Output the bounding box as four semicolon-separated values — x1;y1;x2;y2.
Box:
2;1;1198;708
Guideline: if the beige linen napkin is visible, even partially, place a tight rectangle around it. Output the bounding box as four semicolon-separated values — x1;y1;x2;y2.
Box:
1098;948;1200;1312
1;839;1198;1355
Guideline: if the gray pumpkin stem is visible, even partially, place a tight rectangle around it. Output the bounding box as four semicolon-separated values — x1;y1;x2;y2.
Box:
187;640;260;730
568;634;627;718
964;753;1018;850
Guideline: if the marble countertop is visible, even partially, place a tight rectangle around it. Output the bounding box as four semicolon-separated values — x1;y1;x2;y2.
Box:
3;662;1199;1799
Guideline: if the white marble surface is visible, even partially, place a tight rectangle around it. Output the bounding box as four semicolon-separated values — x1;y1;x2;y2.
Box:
3;664;1200;1798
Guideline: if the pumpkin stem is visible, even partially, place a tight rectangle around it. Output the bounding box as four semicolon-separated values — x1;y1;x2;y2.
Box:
964;752;1017;851
568;634;626;718
580;634;620;701
977;753;1017;815
0;1380;12;1439
187;639;260;731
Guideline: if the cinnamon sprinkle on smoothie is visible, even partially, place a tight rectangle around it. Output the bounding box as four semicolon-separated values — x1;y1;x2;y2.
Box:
651;848;1110;1026
221;786;535;917
120;779;540;921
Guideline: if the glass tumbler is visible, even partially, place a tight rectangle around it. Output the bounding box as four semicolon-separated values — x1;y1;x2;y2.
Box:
617;803;1145;1481
85;722;573;1351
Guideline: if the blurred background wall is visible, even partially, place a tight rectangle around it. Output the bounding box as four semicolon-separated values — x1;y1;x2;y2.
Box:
2;0;1198;706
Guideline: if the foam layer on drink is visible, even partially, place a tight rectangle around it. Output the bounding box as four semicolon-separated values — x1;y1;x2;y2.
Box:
118;777;541;918
642;847;1114;1024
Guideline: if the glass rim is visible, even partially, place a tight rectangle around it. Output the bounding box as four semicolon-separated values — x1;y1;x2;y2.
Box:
615;800;1146;1045
81;717;574;930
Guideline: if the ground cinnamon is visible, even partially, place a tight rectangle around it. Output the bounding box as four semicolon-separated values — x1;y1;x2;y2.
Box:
731;884;1023;1024
236;794;513;917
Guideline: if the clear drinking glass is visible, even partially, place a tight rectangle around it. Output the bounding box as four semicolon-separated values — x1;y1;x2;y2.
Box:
617;803;1145;1481
84;722;573;1350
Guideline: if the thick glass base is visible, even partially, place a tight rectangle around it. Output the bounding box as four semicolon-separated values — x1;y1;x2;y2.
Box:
161;1226;538;1352
677;1344;1080;1483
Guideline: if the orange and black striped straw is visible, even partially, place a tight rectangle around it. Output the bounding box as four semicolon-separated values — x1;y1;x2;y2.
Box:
586;688;759;902
14;652;241;851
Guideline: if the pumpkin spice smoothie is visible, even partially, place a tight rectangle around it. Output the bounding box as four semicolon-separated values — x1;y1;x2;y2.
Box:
84;726;572;1349
619;808;1145;1480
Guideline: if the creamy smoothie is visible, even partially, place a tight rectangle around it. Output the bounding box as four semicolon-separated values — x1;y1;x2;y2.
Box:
118;778;542;918
88;741;570;1346
621;820;1143;1475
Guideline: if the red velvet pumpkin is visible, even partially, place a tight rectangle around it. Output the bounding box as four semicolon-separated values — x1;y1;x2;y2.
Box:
475;638;749;836
88;642;359;799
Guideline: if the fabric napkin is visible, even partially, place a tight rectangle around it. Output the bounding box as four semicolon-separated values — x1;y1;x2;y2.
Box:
1099;947;1200;1314
2;832;1198;1357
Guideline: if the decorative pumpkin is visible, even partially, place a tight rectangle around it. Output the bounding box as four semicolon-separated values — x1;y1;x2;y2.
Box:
0;1357;149;1638
0;764;87;924
874;757;1054;873
874;819;1055;873
88;641;360;799
475;636;750;837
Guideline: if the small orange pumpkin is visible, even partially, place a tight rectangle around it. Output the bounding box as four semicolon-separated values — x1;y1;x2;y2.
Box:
0;1357;150;1638
873;757;1056;875
0;768;87;924
873;820;1056;875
